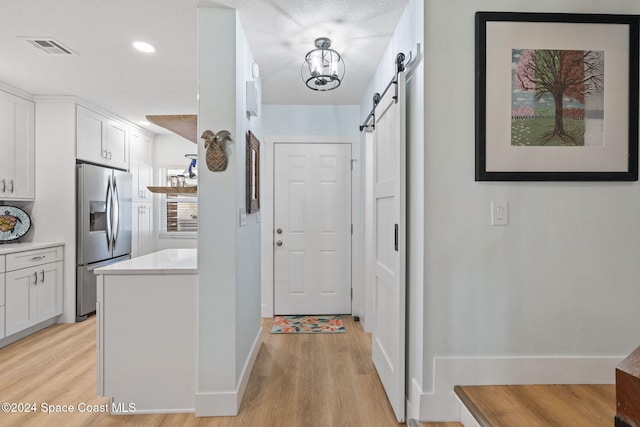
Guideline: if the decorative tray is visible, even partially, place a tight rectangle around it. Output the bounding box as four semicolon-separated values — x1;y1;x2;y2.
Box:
0;205;31;242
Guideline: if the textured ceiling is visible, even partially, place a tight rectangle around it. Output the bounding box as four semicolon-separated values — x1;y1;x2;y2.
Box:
211;0;409;105
0;0;408;133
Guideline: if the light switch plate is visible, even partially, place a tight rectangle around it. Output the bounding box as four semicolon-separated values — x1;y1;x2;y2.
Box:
256;212;261;224
239;208;247;227
491;201;508;226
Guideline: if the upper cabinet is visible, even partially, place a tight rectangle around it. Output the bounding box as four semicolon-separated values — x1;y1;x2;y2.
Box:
0;91;35;200
130;128;154;202
76;105;128;170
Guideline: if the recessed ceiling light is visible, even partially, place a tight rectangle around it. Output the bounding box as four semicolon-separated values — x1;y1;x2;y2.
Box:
133;41;155;53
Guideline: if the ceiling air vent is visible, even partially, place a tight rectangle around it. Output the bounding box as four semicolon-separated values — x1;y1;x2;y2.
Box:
25;38;75;55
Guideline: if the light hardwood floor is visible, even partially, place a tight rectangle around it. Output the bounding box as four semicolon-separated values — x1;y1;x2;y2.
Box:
455;384;616;427
0;315;452;427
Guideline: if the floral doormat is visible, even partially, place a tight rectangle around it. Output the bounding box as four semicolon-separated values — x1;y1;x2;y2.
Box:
271;315;345;334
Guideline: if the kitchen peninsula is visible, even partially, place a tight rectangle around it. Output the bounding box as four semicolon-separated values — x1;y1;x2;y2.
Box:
95;248;197;413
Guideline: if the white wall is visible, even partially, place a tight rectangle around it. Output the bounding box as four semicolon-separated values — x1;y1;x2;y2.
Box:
32;100;77;324
233;12;262;388
196;7;262;416
262;105;359;136
421;0;640;421
358;0;425;420
152;133;197;251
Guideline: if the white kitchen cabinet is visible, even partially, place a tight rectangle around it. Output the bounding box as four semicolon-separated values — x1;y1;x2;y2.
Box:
76;105;105;165
0;307;5;340
76;105;129;170
0;90;35;200
130;129;154;202
0;269;5;340
4;246;63;337
0;272;4;306
132;202;153;257
95;249;197;412
107;119;128;170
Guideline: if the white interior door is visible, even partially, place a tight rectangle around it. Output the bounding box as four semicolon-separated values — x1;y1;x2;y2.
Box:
372;71;406;422
274;143;352;315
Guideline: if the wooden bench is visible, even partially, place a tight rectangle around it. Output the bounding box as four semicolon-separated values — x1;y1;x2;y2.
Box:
616;345;640;427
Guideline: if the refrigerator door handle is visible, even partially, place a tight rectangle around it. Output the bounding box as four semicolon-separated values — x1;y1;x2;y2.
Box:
105;177;113;252
112;177;120;248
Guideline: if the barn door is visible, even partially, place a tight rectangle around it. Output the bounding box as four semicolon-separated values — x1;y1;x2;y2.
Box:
372;71;406;422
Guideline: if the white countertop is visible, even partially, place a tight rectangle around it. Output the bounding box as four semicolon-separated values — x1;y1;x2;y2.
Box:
0;241;64;255
95;248;197;275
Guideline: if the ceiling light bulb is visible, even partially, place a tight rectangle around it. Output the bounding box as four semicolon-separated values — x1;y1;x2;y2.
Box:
310;51;323;77
330;52;339;78
133;41;155;53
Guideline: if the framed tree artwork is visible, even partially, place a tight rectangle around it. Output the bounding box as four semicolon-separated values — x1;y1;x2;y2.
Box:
246;130;260;214
475;12;639;181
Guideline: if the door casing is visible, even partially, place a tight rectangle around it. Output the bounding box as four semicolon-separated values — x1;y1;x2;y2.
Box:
261;135;361;318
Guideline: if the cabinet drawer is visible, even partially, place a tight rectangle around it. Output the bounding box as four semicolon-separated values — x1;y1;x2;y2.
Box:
6;246;63;272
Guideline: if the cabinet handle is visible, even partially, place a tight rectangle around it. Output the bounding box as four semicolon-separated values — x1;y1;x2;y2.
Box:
107;150;112;160
1;179;5;192
40;270;45;284
103;149;108;158
31;255;45;261
9;179;14;193
33;272;38;286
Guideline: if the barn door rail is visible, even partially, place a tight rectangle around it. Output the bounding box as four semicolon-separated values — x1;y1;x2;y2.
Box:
359;50;413;132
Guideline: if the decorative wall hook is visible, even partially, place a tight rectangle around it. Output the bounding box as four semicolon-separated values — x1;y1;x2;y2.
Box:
201;130;232;171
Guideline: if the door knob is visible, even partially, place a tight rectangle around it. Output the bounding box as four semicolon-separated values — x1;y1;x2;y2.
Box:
276;228;283;234
276;240;283;247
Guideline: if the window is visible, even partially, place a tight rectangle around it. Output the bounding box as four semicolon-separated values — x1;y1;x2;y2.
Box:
160;168;198;236
165;195;197;232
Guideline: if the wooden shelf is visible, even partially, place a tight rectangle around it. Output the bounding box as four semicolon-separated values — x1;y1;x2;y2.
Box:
145;115;197;143
147;186;197;195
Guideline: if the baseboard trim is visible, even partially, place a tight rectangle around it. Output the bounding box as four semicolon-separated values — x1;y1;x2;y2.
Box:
418;355;623;422
195;327;263;417
236;326;263;409
111;407;195;415
0;317;59;349
195;391;237;417
406;377;422;421
261;304;272;318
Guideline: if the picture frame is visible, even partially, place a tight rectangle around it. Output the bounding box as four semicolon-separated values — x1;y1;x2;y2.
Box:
246;130;260;214
475;12;639;181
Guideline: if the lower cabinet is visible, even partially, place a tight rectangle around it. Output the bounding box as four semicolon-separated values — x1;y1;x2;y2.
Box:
0;271;4;340
2;245;63;340
132;202;153;257
0;307;4;340
5;261;63;336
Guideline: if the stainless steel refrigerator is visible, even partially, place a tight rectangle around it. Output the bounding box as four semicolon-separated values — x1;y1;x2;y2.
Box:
76;163;132;321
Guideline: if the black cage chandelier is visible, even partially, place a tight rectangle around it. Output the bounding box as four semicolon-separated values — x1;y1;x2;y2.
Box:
301;37;345;91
